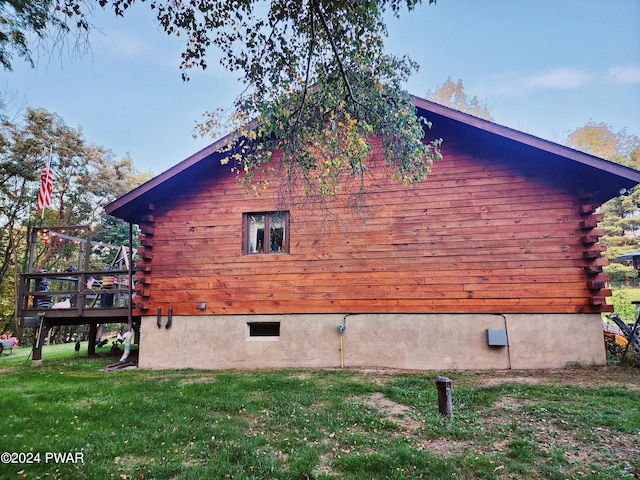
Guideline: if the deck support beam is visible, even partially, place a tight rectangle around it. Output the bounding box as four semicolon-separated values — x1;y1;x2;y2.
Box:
88;323;97;356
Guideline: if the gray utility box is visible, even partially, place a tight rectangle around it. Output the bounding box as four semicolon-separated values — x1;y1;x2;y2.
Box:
486;329;508;347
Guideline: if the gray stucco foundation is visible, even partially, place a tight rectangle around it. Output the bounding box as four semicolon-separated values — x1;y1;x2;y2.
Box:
137;313;606;370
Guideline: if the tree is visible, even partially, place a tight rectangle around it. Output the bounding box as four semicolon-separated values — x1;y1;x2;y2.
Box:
565;121;640;169
4;0;442;197
0;0;90;70
566;122;640;286
76;149;151;222
0;105;151;335
425;77;494;121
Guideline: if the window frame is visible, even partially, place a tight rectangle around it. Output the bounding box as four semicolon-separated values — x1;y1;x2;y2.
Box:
247;322;281;338
242;211;290;255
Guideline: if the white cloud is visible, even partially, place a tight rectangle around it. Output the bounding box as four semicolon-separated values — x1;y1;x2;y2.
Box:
522;67;591;90
608;65;640;84
476;67;592;99
97;31;156;59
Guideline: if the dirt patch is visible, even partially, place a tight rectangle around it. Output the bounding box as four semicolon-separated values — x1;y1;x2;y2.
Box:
352;391;475;459
339;402;472;458
492;439;509;452
358;392;423;432
473;366;640;389
416;438;469;456
362;392;411;417
482;376;545;387
313;452;339;478
526;423;639;471
492;396;535;410
487;393;640;474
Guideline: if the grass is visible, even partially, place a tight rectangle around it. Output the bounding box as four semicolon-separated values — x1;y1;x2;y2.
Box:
0;347;638;479
0;338;128;367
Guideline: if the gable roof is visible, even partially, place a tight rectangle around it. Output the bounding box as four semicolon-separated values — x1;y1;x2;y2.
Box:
106;95;640;223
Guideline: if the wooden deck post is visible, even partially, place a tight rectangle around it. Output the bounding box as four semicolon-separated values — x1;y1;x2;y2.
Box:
88;323;97;356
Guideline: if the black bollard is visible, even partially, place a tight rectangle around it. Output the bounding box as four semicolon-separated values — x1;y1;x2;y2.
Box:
436;376;453;418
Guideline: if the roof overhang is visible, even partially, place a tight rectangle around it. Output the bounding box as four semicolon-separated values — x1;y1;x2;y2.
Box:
412;96;640;182
105;130;237;222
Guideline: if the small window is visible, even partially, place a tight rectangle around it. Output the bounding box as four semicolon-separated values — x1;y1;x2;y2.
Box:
244;212;289;254
248;322;280;337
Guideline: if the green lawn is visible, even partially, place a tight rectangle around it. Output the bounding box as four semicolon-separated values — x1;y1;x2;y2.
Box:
0;339;125;367
0;350;638;479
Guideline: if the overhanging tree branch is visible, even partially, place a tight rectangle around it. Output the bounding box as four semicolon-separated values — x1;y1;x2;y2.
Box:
312;0;355;105
292;1;315;135
6;0;442;197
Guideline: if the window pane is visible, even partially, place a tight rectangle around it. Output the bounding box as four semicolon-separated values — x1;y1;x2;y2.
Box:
248;322;280;337
249;215;265;253
270;213;285;252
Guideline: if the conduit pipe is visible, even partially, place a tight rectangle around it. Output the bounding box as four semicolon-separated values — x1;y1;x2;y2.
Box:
498;314;511;369
338;322;345;368
337;314;352;368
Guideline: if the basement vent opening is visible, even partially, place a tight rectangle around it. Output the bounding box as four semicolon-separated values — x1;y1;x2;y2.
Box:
248;322;281;337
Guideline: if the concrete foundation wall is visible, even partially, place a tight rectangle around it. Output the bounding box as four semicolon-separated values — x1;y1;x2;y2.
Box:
139;313;606;370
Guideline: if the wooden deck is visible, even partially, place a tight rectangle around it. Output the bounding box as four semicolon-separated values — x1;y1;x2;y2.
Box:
18;270;131;320
17;270;138;359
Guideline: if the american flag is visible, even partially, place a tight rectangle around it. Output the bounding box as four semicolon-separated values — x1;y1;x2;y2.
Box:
36;161;54;211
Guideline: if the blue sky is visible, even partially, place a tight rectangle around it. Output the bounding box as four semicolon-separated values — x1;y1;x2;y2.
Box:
3;0;639;174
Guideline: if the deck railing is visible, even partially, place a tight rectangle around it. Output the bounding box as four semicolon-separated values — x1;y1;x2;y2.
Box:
17;270;131;317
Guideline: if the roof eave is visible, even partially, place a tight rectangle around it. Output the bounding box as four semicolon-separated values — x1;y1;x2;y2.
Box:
105;130;237;221
412;95;640;183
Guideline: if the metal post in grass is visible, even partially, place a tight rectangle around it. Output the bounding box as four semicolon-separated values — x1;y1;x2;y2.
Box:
436;376;453;418
32;314;46;363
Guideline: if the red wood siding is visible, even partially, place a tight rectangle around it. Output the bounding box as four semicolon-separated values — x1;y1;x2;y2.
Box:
133;139;610;316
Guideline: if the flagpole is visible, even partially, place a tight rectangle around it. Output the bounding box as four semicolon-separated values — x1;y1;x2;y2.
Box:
40;146;52;226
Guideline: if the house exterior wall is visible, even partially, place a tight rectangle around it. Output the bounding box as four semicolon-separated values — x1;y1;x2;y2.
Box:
139;312;606;370
133;140;610;318
127;136;612;370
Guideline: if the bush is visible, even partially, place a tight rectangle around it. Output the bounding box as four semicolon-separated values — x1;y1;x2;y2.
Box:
607;287;640;323
604;263;638;287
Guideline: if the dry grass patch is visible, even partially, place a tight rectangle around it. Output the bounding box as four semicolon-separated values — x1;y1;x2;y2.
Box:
484;387;640;476
178;375;217;386
482;376;545;387
352;391;425;435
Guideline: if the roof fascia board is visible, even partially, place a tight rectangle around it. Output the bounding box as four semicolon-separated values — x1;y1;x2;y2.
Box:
105;128;239;216
411;95;640;182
